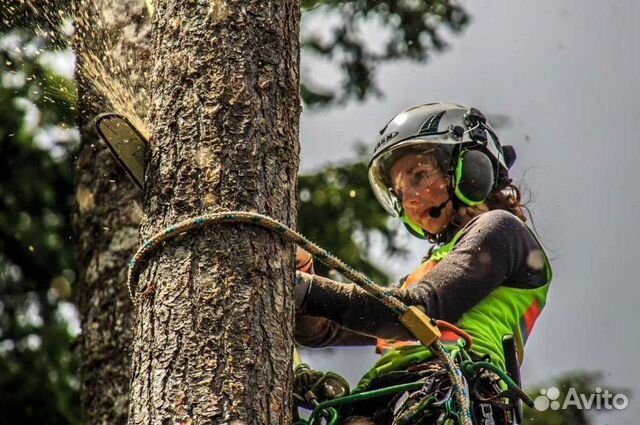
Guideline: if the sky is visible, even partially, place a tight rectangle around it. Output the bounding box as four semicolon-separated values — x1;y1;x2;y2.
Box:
298;1;640;423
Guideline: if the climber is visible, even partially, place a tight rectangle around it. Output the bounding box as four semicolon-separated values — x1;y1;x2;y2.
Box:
293;102;553;424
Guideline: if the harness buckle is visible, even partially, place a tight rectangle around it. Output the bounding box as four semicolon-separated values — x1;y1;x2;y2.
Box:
399;306;442;347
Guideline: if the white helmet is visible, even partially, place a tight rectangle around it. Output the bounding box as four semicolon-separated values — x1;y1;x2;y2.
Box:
368;102;516;235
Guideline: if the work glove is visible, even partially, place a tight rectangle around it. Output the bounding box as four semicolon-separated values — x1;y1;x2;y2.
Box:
293;364;350;409
295;246;314;273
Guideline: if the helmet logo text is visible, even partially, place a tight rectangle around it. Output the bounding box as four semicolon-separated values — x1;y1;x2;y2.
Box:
375;131;399;152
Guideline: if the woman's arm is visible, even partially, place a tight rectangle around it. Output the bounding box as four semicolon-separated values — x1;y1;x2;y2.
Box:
298;210;548;341
295;314;377;347
294;247;377;347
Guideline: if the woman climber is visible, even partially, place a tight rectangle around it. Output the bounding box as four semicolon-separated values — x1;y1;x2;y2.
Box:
293;102;553;425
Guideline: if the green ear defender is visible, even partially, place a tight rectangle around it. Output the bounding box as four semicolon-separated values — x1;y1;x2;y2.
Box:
452;149;495;206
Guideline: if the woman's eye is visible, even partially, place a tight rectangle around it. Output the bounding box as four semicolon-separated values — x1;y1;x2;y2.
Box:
413;171;427;184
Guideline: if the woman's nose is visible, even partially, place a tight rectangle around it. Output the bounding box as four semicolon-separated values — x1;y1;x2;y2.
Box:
403;190;421;207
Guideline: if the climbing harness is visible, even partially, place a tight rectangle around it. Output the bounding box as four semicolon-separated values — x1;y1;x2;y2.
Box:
291;338;532;424
127;211;534;425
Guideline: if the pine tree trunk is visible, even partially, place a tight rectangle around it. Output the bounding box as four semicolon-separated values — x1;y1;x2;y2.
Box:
74;1;151;423
128;1;301;424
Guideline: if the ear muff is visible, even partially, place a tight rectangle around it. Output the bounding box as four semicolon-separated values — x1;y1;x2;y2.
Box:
453;149;495;206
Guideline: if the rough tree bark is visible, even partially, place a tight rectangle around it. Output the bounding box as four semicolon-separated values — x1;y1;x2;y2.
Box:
128;1;301;424
74;1;151;423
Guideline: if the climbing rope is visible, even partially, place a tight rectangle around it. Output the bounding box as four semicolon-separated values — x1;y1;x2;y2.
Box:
127;210;473;425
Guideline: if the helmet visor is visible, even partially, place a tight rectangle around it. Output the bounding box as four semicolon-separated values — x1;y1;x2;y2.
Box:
368;140;455;216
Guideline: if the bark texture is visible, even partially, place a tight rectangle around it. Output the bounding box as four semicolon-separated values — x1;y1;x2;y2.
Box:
129;1;301;424
74;1;151;423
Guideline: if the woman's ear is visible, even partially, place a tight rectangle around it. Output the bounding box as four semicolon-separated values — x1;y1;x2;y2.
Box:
442;173;453;189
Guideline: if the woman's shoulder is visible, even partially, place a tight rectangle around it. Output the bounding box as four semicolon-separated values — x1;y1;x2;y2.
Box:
457;209;551;287
467;208;523;227
459;209;531;243
423;210;526;261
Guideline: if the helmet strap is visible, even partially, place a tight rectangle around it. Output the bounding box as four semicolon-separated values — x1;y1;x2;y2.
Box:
401;212;427;239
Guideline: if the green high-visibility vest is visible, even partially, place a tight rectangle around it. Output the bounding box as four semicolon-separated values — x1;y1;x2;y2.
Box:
355;217;552;392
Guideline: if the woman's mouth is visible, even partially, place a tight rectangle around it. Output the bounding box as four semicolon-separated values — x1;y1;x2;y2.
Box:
420;208;433;220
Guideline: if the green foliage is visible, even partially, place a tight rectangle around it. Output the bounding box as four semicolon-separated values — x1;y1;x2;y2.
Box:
0;302;80;425
298;146;408;284
301;0;470;106
0;30;79;425
0;1;72;39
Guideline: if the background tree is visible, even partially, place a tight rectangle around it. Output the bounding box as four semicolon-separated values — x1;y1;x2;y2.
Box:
72;1;151;424
300;0;469;106
297;146;408;284
0;13;78;424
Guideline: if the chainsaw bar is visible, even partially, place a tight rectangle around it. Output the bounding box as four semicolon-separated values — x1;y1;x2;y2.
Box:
94;113;147;189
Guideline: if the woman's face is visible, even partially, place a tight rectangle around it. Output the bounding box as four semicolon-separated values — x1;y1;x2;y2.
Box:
390;153;454;235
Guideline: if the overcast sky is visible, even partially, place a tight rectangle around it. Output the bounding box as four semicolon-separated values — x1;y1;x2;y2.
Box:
298;2;640;422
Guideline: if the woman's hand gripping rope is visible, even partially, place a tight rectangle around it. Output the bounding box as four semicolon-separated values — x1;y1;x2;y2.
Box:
126;210;474;425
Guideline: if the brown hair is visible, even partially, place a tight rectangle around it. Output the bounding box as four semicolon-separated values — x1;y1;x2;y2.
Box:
485;181;528;222
451;181;527;225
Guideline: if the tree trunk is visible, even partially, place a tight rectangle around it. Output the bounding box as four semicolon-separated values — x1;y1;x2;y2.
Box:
128;1;301;424
74;1;151;423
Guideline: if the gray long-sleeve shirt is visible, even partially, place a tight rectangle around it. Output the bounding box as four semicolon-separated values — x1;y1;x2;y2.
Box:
295;209;548;347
